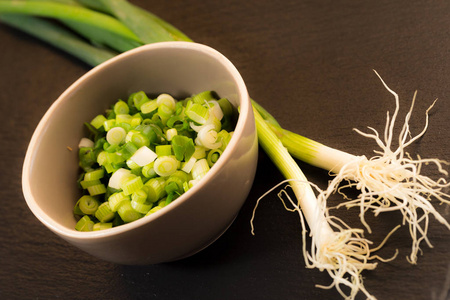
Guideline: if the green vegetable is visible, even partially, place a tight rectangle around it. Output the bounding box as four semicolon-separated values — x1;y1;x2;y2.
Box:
251;107;389;300
0;1;141;41
81;0;175;44
75;215;94;231
0;14;115;66
254;73;450;265
74;91;235;229
77;0;192;42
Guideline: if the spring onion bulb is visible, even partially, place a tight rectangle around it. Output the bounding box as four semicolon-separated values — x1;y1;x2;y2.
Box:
256;71;450;264
251;107;398;300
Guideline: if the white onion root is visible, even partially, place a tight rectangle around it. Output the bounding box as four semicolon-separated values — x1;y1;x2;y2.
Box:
321;71;450;264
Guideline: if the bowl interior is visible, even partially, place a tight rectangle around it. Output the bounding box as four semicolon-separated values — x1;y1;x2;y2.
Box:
22;42;249;233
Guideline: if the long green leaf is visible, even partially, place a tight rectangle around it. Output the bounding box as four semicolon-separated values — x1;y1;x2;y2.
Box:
0;1;141;42
77;0;177;43
0;14;115;66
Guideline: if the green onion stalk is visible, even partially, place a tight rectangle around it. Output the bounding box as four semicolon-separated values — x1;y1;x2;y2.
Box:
251;108;393;299
252;72;450;265
2;0;448;297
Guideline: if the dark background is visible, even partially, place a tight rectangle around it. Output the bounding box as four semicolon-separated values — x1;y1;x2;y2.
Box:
1;1;449;299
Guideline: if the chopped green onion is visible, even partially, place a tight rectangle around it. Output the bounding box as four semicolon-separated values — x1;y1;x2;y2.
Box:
196;124;221;149
185;101;209;125
155;145;172;157
157;198;167;208
76;195;99;215
157;104;175;124
129;132;150;148
84;168;104;181
165;170;190;193
156;94;176;110
191;158;210;180
145;206;162;216
108;192;130;212
106;127;126;145
103;119;116;131
121;176;144;195
115;114;133;125
171;135;195;161
117;200;142;223
94;201;115;222
131;199;152;214
90;114;107;129
80;179;101;189
126;159;141;170
75;215;94;231
108;168;131;189
164;181;179;195
140;99;158;114
96;151;108;166
181;156;197;174
166;128;177;141
206;148;223;167
130;146;158;167
93;222;113;231
131;114;143;127
114;100;129;115
142;162;157;178
192;91;215;104
154;155;178;177
87;183;106;196
71;91;234;229
131;91;150;110
131;188;148;204
78;137;94;149
192;146;206;159
208;100;224;121
144;177;167;203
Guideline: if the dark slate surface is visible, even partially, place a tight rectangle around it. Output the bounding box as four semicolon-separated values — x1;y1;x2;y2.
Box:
0;1;449;299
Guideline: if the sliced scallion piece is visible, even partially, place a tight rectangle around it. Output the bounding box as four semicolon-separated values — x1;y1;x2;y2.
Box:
117;200;142;223
75;215;94;231
94;202;115;223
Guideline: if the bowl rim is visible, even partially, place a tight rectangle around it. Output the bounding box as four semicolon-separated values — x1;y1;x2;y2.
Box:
22;41;252;240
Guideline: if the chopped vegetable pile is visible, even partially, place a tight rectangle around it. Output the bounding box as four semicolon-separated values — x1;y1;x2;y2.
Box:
75;90;236;231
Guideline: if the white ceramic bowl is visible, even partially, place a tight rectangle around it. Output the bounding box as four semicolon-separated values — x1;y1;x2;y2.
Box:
22;42;258;265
